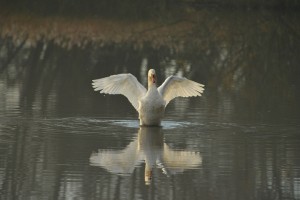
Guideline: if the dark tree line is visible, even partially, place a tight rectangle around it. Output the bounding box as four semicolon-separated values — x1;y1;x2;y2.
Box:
1;0;299;18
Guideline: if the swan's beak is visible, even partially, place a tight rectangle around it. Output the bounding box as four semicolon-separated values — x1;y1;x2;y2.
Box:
145;168;153;185
152;74;156;84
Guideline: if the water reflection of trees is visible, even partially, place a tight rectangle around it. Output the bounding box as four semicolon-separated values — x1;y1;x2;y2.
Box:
0;120;299;199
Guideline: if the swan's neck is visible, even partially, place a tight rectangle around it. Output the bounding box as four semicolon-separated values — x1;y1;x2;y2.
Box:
148;82;157;90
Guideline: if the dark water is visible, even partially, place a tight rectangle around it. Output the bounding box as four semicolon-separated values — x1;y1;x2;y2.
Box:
1;7;300;200
1;92;300;200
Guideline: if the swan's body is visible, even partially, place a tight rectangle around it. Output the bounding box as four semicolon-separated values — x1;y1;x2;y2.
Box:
139;85;165;126
92;69;204;126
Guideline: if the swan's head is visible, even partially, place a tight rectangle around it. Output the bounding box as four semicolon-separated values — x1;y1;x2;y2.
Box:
148;69;156;84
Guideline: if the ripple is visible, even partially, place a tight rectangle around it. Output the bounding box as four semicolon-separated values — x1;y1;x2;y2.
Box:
110;119;194;129
38;117;195;131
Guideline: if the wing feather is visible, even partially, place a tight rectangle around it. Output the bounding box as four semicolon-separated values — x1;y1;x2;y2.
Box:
92;74;147;111
158;76;204;106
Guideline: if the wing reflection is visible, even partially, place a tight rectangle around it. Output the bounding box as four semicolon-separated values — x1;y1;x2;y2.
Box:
90;126;202;185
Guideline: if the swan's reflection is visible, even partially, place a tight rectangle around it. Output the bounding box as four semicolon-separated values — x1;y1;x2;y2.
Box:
90;127;202;185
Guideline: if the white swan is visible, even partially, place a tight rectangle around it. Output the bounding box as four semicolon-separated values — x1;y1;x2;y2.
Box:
92;69;204;126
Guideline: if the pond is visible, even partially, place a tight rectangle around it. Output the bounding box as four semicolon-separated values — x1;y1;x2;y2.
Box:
0;6;300;200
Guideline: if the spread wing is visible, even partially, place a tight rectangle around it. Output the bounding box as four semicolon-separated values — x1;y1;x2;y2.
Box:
158;76;204;106
92;74;147;111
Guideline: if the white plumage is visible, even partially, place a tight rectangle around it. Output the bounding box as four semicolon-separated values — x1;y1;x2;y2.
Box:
92;69;204;126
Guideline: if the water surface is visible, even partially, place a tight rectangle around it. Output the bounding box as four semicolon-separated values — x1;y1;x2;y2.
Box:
0;92;299;200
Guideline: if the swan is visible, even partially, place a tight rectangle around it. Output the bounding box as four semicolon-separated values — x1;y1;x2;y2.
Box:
92;69;204;126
